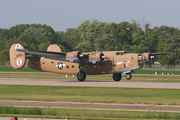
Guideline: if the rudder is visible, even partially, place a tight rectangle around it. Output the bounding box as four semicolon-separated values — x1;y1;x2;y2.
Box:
9;43;26;69
47;44;62;52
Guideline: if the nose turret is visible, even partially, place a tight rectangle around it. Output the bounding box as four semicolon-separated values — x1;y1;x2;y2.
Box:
137;54;145;67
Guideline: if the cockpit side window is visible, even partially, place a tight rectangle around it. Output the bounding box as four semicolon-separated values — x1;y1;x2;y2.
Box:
116;52;123;55
124;51;128;54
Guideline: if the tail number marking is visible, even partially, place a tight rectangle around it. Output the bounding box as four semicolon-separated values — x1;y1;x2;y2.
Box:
17;59;22;66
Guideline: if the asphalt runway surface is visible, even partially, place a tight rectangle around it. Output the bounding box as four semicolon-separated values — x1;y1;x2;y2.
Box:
0;78;180;113
0;78;180;89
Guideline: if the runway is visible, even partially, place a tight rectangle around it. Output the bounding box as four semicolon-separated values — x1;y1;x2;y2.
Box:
1;100;180;112
0;78;180;113
0;78;180;89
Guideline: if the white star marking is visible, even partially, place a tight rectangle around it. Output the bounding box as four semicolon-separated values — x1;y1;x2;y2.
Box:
56;62;65;69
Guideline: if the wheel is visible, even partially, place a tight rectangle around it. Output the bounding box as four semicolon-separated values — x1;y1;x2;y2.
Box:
126;73;132;80
77;71;86;82
113;73;122;81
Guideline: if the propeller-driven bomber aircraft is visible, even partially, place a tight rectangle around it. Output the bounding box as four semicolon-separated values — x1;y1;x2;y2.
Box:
10;43;171;82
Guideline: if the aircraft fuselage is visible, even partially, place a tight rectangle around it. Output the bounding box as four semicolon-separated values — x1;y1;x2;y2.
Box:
27;51;142;75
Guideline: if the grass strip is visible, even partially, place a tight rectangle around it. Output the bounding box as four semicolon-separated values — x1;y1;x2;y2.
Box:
135;69;180;75
0;106;180;120
0;85;180;105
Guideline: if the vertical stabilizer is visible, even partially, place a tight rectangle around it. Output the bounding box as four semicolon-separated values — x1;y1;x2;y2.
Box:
47;44;62;52
9;43;26;69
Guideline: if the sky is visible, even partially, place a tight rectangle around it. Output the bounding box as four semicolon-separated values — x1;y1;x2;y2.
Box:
0;0;179;32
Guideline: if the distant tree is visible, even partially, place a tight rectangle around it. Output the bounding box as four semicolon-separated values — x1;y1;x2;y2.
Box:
155;26;179;64
0;21;180;65
164;31;180;65
109;21;132;51
75;20;112;52
130;20;145;53
0;49;9;62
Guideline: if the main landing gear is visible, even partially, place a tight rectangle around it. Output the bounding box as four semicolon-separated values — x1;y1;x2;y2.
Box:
113;73;122;81
77;71;86;82
77;61;86;82
113;73;132;81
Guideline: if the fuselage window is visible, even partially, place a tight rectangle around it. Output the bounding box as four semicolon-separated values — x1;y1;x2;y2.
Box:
66;66;69;68
72;65;74;68
132;57;133;60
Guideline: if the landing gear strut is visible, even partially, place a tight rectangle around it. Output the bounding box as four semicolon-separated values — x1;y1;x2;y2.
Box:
113;73;122;81
77;61;86;82
125;73;132;80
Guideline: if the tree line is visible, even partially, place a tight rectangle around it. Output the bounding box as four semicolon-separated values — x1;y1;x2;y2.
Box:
0;19;180;65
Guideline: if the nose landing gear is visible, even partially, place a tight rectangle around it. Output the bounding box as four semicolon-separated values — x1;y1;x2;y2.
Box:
125;73;132;80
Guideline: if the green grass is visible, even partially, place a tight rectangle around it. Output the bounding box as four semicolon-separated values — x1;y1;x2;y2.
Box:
0;106;180;120
0;85;180;105
135;69;180;75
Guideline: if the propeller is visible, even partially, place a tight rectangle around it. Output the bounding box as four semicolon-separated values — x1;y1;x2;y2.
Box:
143;52;172;64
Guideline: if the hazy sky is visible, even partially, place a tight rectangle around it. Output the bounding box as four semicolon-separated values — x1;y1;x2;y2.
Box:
0;0;179;31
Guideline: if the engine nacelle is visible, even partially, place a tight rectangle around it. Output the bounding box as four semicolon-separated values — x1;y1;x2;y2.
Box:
88;52;105;64
65;51;82;62
143;53;151;61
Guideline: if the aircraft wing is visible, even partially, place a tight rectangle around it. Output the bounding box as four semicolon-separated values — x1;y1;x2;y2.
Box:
17;49;66;60
17;49;105;64
143;52;172;62
150;52;172;56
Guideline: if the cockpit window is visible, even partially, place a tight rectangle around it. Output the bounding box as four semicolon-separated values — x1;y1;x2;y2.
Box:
116;52;123;55
124;51;128;54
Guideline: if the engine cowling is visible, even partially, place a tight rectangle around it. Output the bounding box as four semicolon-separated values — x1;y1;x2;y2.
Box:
65;51;82;62
88;52;105;64
142;53;150;61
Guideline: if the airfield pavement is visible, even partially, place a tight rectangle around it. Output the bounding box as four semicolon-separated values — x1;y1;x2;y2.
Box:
0;78;180;89
0;78;180;117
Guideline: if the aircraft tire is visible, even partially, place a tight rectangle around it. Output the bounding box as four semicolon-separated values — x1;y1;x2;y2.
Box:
113;73;122;81
126;73;132;80
77;71;86;82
